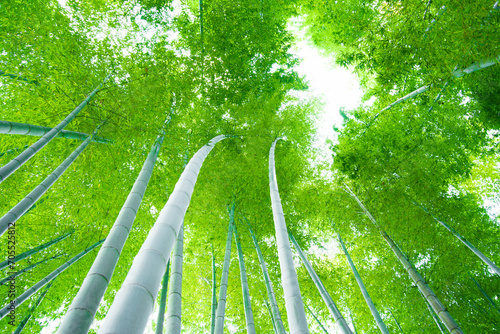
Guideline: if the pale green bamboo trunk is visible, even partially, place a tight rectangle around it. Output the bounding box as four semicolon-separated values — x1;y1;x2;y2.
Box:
336;232;389;334
424;293;446;334
0;75;109;183
214;203;235;334
305;303;329;334
97;135;226;334
413;200;500;276
156;259;170;334
269;138;309;334
234;225;256;334
211;250;217;334
248;223;286;334
0;239;104;320
165;224;184;333
0;123;103;236
344;184;463;334
13;281;53;334
0;253;63;286
0;120;112;144
0;230;73;270
289;233;351;334
58;130;166;334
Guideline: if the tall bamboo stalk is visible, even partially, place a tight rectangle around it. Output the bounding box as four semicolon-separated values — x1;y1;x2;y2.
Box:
0;120;112;144
289;233;351;334
0;123;104;236
336;232;389;334
263;296;278;334
165;224;184;333
58;129;167;334
412;199;500;276
269;138;309;334
13;281;53;334
344;184;464;334
305;303;329;334
470;276;500;316
0;230;73;270
0;239;104;320
234;225;256;334
211;249;217;334
214;203;235;334
156;259;170;334
97;135;226;334
0;75;109;183
248;223;286;334
388;308;404;333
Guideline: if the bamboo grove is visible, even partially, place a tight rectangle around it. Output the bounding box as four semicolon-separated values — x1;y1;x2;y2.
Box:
0;0;499;333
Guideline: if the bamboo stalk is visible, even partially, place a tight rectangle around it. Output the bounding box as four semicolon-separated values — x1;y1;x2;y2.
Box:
13;281;53;334
211;249;217;334
269;138;309;334
165;224;184;333
305;303;329;334
156;259;170;334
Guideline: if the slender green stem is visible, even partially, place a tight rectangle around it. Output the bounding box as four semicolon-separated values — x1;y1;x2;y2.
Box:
156;259;170;334
305;303;329;334
13;281;53;334
470;276;500;316
211;248;217;334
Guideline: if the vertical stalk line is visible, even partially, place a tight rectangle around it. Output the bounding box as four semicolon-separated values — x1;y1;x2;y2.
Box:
234;224;256;333
336;232;389;334
247;223;286;334
289;233;351;334
211;249;217;334
268;138;309;334
0;122;104;236
411;198;500;276
0;230;73;270
304;303;329;334
97;135;226;334
344;184;464;334
13;281;54;334
156;259;170;334
214;202;235;334
57;129;167;334
165;224;184;333
0;239;104;320
0;74;110;183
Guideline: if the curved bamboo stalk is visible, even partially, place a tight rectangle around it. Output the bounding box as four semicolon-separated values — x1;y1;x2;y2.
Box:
344;184;464;334
0;120;112;144
58;130;166;334
0;75;110;183
0;239;104;320
234;225;256;334
13;281;53;334
0;122;104;236
269;138;309;334
156;259;170;334
0;230;73;270
97;135;226;334
214;202;235;334
248;222;286;334
165;224;184;333
336;232;389;334
289;233;351;334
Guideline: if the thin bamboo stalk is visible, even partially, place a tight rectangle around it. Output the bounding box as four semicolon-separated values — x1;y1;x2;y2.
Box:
470;276;500;316
344;184;464;334
336;232;389;334
214;203;235;334
247;222;286;334
165;224;184;333
97;135;226;334
0;230;73;270
263;296;278;334
0;75;110;183
211;249;217;334
13;281;53;334
0;120;112;144
58;129;167;334
388;308;404;333
0;123;104;236
289;233;351;334
305;303;329;334
0;254;63;286
269;138;309;334
234;225;256;334
156;259;170;334
0;239;104;320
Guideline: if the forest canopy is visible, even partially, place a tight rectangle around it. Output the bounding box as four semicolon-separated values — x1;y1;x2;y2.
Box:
0;0;499;333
